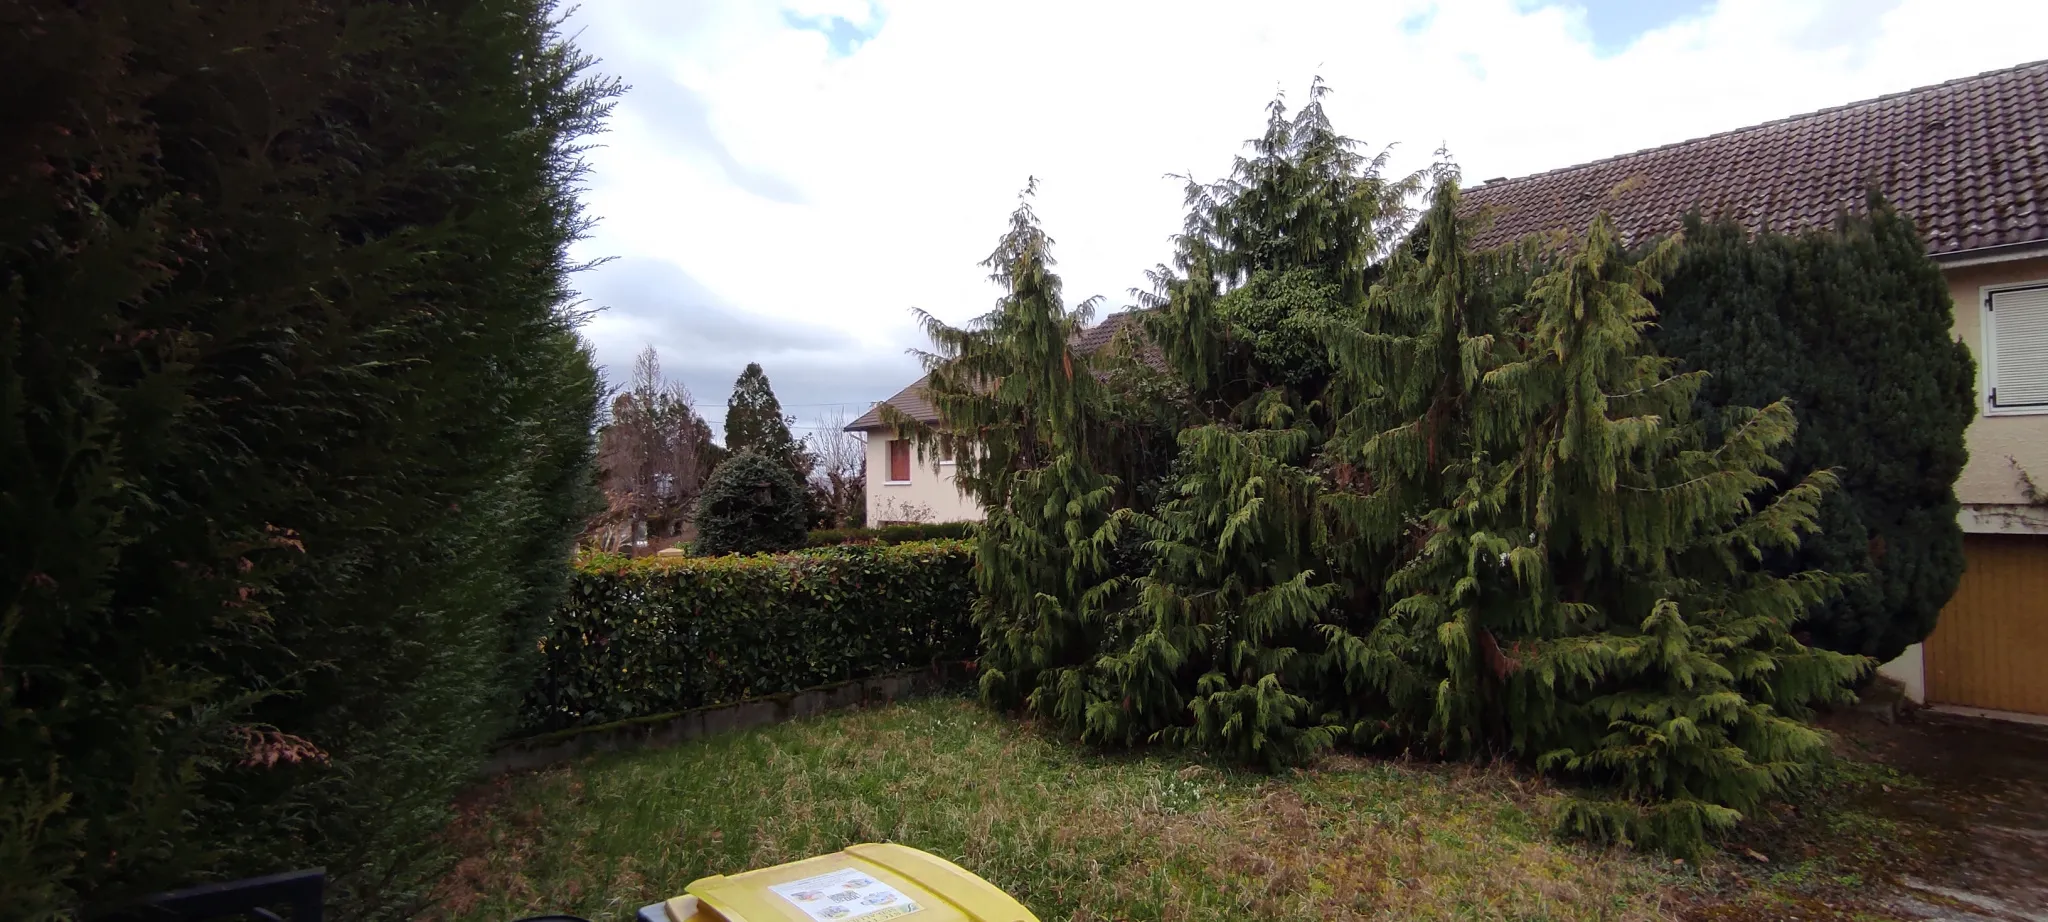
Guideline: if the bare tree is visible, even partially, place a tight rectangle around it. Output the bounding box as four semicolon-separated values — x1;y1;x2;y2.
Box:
588;346;716;549
805;409;867;528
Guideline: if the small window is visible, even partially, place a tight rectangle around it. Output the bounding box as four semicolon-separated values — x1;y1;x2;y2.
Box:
1986;283;2048;415
887;439;912;483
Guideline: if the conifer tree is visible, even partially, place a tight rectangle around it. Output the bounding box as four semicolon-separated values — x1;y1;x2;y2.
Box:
725;362;811;478
1318;174;1535;741
1092;398;1343;768
1652;202;1976;661
1326;181;1868;854
1091;81;1416;765
1143;79;1417;412
904;183;1127;729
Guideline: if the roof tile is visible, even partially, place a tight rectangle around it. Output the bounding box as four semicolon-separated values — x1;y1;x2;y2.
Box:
1459;60;2048;257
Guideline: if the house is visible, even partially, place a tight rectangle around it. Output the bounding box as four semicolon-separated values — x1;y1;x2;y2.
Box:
843;310;1148;525
842;373;981;524
1457;60;2048;719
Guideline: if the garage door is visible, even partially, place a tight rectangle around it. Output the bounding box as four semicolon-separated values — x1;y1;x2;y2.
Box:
1924;534;2048;715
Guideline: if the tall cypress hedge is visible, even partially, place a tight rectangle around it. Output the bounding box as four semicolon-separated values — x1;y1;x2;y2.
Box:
1;2;615;918
1653;203;1977;661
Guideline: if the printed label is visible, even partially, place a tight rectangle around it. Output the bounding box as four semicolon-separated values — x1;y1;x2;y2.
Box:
769;867;923;922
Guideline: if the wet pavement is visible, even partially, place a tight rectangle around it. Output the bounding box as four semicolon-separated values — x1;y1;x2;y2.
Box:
1849;711;2048;921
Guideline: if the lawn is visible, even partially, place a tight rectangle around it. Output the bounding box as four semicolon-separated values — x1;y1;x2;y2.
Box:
431;697;1924;922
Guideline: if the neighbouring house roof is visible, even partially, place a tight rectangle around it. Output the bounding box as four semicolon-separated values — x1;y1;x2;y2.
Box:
1072;308;1145;354
1458;59;2048;258
844;309;1154;432
845;374;941;431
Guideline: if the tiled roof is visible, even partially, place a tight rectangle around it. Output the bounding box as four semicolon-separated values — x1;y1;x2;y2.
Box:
1073;308;1144;354
1078;308;1169;371
844;375;939;431
844;310;1155;431
1459;60;2048;257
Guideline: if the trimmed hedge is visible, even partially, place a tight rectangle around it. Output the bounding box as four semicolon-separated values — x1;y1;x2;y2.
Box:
522;541;975;733
804;522;978;547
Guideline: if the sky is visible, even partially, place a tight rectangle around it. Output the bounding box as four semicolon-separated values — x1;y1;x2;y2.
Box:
557;0;2048;441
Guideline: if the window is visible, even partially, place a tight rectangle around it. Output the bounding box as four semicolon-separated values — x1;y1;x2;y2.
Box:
887;439;912;483
1985;283;2048;415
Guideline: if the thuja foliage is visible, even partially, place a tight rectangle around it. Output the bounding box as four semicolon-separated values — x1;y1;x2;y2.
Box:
1652;202;1976;662
934;83;1876;856
1;2;613;918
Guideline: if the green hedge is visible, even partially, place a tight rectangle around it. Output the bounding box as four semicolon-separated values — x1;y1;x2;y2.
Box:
3;3;611;916
522;541;976;733
804;522;978;547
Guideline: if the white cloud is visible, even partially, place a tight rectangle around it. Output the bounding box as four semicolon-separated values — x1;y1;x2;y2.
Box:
559;0;2048;431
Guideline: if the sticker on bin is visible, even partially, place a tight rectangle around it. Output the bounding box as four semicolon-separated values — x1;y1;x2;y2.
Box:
769;867;923;921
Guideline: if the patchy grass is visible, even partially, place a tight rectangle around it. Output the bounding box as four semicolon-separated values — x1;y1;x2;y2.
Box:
430;698;1929;922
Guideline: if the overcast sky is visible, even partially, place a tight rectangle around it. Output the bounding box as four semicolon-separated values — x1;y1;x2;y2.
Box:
558;0;2047;441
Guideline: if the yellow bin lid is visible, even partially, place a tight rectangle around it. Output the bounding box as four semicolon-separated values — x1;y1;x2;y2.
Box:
659;843;1038;922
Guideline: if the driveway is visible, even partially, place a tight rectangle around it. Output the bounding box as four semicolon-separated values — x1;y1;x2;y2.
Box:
1853;711;2048;921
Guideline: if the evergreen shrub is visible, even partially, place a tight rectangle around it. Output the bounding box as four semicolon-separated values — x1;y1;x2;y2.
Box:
1652;204;1976;661
694;451;810;555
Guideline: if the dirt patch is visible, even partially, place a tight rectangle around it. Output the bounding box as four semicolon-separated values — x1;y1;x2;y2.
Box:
431;771;571;918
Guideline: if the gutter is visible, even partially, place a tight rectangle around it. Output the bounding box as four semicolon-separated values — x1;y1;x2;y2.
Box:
1932;240;2048;268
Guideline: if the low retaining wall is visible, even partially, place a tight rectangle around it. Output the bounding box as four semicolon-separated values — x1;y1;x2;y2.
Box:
485;667;962;774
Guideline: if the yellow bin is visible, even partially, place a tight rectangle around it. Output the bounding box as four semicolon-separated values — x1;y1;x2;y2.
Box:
638;843;1039;922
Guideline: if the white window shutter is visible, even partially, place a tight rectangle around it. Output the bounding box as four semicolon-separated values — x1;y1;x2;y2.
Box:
1990;286;2048;409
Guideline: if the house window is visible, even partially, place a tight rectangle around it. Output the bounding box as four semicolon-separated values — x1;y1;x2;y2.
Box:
887;439;912;483
1985;283;2048;415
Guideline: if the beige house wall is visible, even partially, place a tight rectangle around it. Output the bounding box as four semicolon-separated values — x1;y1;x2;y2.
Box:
1878;642;1927;704
1947;255;2048;513
863;434;983;524
1883;254;2048;707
